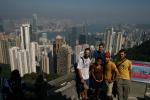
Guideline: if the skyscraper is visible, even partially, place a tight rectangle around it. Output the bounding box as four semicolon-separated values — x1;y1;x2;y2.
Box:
53;35;65;74
0;40;10;64
32;14;38;32
39;44;54;74
9;46;36;76
20;24;31;50
20;24;32;74
41;51;49;74
69;27;78;48
82;23;88;44
55;35;64;54
9;47;19;71
15;35;21;48
112;32;123;54
17;50;29;76
104;27;114;53
57;44;72;75
30;42;39;73
79;34;86;45
47;45;54;74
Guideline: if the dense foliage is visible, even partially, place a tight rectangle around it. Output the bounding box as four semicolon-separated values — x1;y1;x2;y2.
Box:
127;40;150;62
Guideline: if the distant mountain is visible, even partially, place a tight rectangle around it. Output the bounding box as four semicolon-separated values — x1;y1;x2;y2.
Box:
127;40;150;62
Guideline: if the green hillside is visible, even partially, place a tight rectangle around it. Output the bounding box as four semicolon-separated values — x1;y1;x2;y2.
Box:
127;40;150;62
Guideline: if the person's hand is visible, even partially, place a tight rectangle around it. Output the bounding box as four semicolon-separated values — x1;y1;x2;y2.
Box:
96;80;103;83
83;83;89;90
107;79;113;83
80;78;84;84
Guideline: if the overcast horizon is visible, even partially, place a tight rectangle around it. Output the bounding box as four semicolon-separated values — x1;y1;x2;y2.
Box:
0;0;150;24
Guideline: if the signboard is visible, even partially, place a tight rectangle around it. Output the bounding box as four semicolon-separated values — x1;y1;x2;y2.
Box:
132;61;150;83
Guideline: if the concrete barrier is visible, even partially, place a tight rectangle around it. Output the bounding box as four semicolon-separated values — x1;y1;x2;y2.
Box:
54;80;78;100
48;77;146;100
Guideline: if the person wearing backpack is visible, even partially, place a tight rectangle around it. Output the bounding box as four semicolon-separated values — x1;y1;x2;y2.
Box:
77;48;91;100
116;49;132;100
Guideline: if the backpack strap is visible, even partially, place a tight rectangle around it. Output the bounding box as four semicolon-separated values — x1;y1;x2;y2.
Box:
116;58;127;68
81;57;84;64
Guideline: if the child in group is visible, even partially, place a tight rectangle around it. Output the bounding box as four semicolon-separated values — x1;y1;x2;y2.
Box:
90;58;103;100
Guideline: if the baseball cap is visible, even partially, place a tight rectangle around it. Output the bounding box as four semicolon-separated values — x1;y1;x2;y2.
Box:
105;51;111;58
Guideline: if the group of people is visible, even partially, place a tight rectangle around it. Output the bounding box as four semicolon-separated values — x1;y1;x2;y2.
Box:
0;68;48;100
76;43;132;100
0;43;132;100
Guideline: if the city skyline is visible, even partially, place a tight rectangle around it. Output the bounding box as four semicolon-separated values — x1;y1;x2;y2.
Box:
0;1;149;98
0;0;150;24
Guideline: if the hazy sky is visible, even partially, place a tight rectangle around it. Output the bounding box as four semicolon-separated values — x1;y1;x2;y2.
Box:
0;0;150;24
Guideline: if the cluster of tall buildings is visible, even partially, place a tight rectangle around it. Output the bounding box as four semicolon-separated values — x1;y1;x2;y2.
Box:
8;23;73;77
104;27;124;55
1;18;150;78
8;24;42;76
103;26;150;55
9;24;37;76
72;27;124;63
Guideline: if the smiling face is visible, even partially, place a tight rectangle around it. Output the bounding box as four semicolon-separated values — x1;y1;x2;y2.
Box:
119;52;126;60
84;49;90;58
